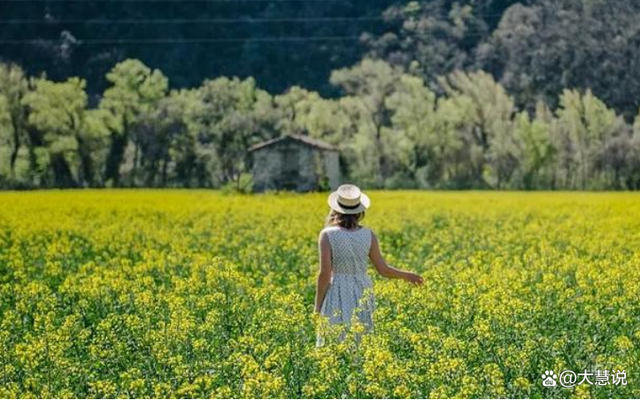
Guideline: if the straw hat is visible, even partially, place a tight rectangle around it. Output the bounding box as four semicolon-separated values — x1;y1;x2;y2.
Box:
327;184;370;214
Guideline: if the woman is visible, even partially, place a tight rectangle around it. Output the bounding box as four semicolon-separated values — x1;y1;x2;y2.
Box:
314;184;424;347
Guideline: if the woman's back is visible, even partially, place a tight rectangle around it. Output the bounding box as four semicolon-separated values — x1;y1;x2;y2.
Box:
322;226;372;275
316;225;375;347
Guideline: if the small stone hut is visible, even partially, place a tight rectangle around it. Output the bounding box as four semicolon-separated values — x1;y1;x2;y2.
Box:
248;134;340;192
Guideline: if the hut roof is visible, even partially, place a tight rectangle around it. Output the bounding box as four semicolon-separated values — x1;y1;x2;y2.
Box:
248;134;338;152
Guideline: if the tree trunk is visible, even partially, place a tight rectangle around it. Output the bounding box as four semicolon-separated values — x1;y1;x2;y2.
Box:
9;116;20;181
375;123;384;187
105;130;127;187
51;153;76;188
145;160;157;187
77;135;94;187
25;125;44;186
161;153;169;187
132;141;139;186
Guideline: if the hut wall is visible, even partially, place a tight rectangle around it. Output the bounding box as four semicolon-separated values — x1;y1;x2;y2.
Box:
251;138;340;192
295;144;318;191
323;151;341;190
252;146;282;192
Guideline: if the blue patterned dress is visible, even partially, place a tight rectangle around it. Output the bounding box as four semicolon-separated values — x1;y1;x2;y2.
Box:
316;225;375;347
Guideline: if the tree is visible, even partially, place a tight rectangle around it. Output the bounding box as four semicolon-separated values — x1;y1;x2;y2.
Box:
0;0;389;99
100;59;168;187
512;102;555;189
131;89;195;187
187;77;273;187
366;1;497;88
0;95;12;184
554;89;626;189
626;113;640;189
0;63;30;186
481;0;640;118
438;70;517;188
22;77;109;187
385;74;439;187
330;58;404;187
273;86;351;147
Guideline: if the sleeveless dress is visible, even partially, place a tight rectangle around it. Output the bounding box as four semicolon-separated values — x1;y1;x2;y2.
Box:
315;225;375;347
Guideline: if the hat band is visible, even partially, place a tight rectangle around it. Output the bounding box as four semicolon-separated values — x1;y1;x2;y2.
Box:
337;200;360;209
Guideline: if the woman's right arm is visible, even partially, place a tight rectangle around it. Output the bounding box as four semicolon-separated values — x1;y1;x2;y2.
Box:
369;231;424;286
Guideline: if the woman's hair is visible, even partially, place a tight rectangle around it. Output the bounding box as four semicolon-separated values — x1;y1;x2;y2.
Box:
325;209;365;230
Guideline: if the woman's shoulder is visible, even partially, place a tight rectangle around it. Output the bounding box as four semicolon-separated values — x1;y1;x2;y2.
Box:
359;225;373;233
320;226;340;235
320;225;373;235
362;226;375;240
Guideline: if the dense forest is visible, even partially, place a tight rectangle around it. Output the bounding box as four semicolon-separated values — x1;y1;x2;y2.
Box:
2;0;640;190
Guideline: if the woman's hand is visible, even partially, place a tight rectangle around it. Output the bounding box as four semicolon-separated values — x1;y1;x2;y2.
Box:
403;271;424;286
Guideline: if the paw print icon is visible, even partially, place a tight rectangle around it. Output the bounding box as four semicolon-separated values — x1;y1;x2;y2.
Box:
542;370;558;387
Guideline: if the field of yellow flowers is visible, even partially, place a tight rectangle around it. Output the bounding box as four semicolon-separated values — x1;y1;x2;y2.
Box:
0;190;639;398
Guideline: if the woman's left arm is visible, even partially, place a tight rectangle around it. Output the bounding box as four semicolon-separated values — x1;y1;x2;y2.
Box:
314;231;333;313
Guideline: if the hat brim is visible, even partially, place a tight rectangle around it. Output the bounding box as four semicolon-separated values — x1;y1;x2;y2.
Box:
327;192;370;214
